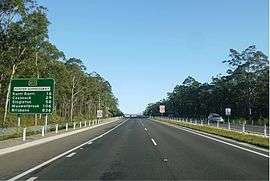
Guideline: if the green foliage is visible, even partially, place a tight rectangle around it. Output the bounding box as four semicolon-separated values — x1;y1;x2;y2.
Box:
155;118;269;148
144;46;269;125
0;0;121;127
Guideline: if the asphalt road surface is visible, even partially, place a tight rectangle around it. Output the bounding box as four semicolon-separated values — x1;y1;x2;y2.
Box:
1;118;269;180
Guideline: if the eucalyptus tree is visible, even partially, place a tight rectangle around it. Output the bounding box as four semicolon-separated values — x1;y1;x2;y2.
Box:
144;46;269;124
0;0;51;123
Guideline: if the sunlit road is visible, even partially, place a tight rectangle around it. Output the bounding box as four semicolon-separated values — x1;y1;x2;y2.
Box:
1;118;269;180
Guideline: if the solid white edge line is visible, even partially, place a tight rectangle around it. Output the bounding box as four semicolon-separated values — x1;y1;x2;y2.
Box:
66;152;76;158
154;120;269;158
25;177;38;181
151;138;157;146
7;119;128;181
0;118;120;156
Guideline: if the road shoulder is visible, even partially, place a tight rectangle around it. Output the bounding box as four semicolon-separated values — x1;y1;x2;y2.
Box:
151;118;269;155
0;118;121;156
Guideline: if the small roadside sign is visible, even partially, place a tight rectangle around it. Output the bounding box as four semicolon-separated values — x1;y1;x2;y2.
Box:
9;79;54;114
159;105;165;114
225;108;231;116
97;110;103;118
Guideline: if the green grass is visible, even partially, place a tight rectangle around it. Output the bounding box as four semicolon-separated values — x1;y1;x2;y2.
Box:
154;118;269;149
0;119;108;141
0;107;100;128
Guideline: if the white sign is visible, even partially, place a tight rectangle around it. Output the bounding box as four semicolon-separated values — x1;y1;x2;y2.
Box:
225;108;231;116
97;110;103;118
14;87;50;91
159;105;165;114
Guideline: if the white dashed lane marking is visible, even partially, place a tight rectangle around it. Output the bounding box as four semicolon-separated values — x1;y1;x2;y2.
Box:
151;138;157;146
66;152;76;158
26;177;38;181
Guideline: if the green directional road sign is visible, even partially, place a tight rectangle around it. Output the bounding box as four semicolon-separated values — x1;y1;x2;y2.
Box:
9;79;55;114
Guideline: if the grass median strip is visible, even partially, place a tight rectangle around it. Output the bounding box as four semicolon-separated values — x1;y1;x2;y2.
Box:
154;118;269;149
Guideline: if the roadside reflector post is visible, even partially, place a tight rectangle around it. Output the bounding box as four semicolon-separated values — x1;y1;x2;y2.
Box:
55;124;58;134
22;128;26;141
73;122;76;129
264;125;267;137
242;123;245;133
45;114;48;133
17;115;21;127
195;119;197;125
79;122;82;128
217;121;219;128
228;121;231;130
207;120;210;125
89;120;91;127
66;123;68;131
42;126;45;137
201;120;203;125
84;121;87;127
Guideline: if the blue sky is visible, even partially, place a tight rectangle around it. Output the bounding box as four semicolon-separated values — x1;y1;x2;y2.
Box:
39;0;268;114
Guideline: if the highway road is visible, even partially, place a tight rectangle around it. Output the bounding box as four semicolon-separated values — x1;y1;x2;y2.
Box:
1;118;269;180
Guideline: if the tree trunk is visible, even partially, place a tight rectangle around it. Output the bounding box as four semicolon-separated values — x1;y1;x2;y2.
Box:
3;64;16;124
0;73;3;96
34;114;38;126
35;52;39;126
88;102;91;119
70;76;75;122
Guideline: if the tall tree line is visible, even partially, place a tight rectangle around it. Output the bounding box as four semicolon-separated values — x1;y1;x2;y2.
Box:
0;0;122;127
144;46;269;125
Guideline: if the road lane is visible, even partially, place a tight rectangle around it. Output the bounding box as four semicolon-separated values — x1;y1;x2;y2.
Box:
25;118;173;180
0;119;123;180
3;118;269;180
142;118;269;180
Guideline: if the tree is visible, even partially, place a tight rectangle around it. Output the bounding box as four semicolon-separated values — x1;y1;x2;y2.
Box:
144;46;269;124
0;0;121;127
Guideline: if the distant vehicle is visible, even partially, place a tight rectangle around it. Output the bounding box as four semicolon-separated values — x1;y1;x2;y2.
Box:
208;113;224;123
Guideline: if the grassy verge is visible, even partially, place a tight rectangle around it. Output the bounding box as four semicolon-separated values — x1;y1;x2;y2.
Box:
154;118;269;149
0;118;115;142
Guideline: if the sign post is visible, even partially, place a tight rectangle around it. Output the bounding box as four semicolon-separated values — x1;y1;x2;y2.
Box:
10;79;54;132
225;108;231;123
159;105;165;117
